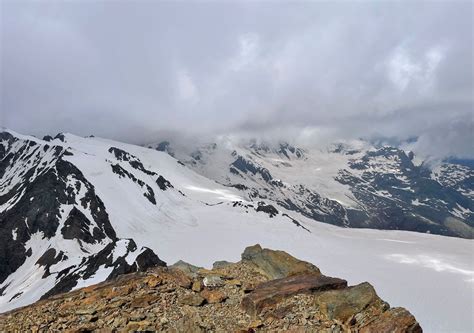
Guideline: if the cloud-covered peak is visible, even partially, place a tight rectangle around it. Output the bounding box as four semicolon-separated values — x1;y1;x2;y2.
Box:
1;1;472;159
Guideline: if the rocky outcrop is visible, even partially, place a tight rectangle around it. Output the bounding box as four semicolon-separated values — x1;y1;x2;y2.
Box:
241;244;320;279
241;273;347;317
0;245;421;332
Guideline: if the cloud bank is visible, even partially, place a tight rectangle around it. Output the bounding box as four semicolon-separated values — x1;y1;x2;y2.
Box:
1;1;472;159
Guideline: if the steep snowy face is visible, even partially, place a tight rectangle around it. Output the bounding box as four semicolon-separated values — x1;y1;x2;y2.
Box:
150;138;474;238
0;131;174;310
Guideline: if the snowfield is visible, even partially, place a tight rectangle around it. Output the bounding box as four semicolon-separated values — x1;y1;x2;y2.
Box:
0;131;473;332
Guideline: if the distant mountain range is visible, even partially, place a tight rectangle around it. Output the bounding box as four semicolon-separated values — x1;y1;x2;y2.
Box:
150;137;473;238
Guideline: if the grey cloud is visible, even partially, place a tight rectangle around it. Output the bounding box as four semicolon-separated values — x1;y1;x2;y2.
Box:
0;1;472;158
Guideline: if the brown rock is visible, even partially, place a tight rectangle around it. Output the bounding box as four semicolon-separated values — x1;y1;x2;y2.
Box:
105;285;133;299
192;280;203;292
158;268;193;289
75;308;97;315
179;294;206;306
360;307;422;333
242;282;256;293
212;260;233;269
169;260;202;278
315;282;379;322
145;275;162;288
241;244;321;279
226;279;242;287
130;294;160;308
266;304;294;320
168;316;205;333
201;289;228;304
126;320;152;331
248;319;264;328
241;273;347;316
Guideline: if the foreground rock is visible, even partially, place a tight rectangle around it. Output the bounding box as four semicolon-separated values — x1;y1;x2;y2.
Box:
0;244;422;332
241;244;321;279
242;273;347;316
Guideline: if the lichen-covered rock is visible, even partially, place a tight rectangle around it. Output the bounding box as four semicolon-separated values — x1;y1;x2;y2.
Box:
315;282;380;322
241;244;321;279
192;280;203;292
203;275;224;288
212;260;233;269
169;260;202;278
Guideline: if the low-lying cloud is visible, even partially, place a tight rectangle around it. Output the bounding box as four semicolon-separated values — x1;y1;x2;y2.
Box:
1;1;472;160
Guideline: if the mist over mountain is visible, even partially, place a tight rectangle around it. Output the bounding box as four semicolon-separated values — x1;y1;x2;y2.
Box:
1;1;473;160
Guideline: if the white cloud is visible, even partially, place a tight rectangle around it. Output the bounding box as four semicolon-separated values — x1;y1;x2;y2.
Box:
176;69;198;102
0;1;472;158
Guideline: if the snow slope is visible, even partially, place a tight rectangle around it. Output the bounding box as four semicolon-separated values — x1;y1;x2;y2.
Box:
0;130;473;332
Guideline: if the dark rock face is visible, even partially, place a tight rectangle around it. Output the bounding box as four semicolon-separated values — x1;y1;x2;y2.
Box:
0;131;166;306
61;207;106;244
156;175;173;191
41;240;166;300
255;202;278;217
278;185;349;226
154;140;175;157
277;142;305;159
111;163;157;205
334;147;474;238
231;155;273;182
36;248;68;278
0;135;116;285
135;248;166;271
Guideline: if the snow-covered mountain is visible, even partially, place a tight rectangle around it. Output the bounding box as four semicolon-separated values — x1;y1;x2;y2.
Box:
1;129;473;332
149;137;474;239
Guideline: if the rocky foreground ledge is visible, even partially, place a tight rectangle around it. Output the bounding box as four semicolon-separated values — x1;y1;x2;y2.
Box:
0;245;421;332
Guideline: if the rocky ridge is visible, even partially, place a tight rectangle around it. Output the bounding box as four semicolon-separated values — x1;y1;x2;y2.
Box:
0;245;422;332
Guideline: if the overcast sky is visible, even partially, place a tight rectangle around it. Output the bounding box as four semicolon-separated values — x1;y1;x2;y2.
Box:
1;1;472;159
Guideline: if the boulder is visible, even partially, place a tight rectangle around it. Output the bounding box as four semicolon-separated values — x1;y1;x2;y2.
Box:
169;260;202;278
241;244;320;280
192;280;203;292
314;282;379;322
160;268;192;289
241;273;347;316
360;307;422;333
200;289;227;304
203;275;224;288
212;260;233;269
179;294;206;307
